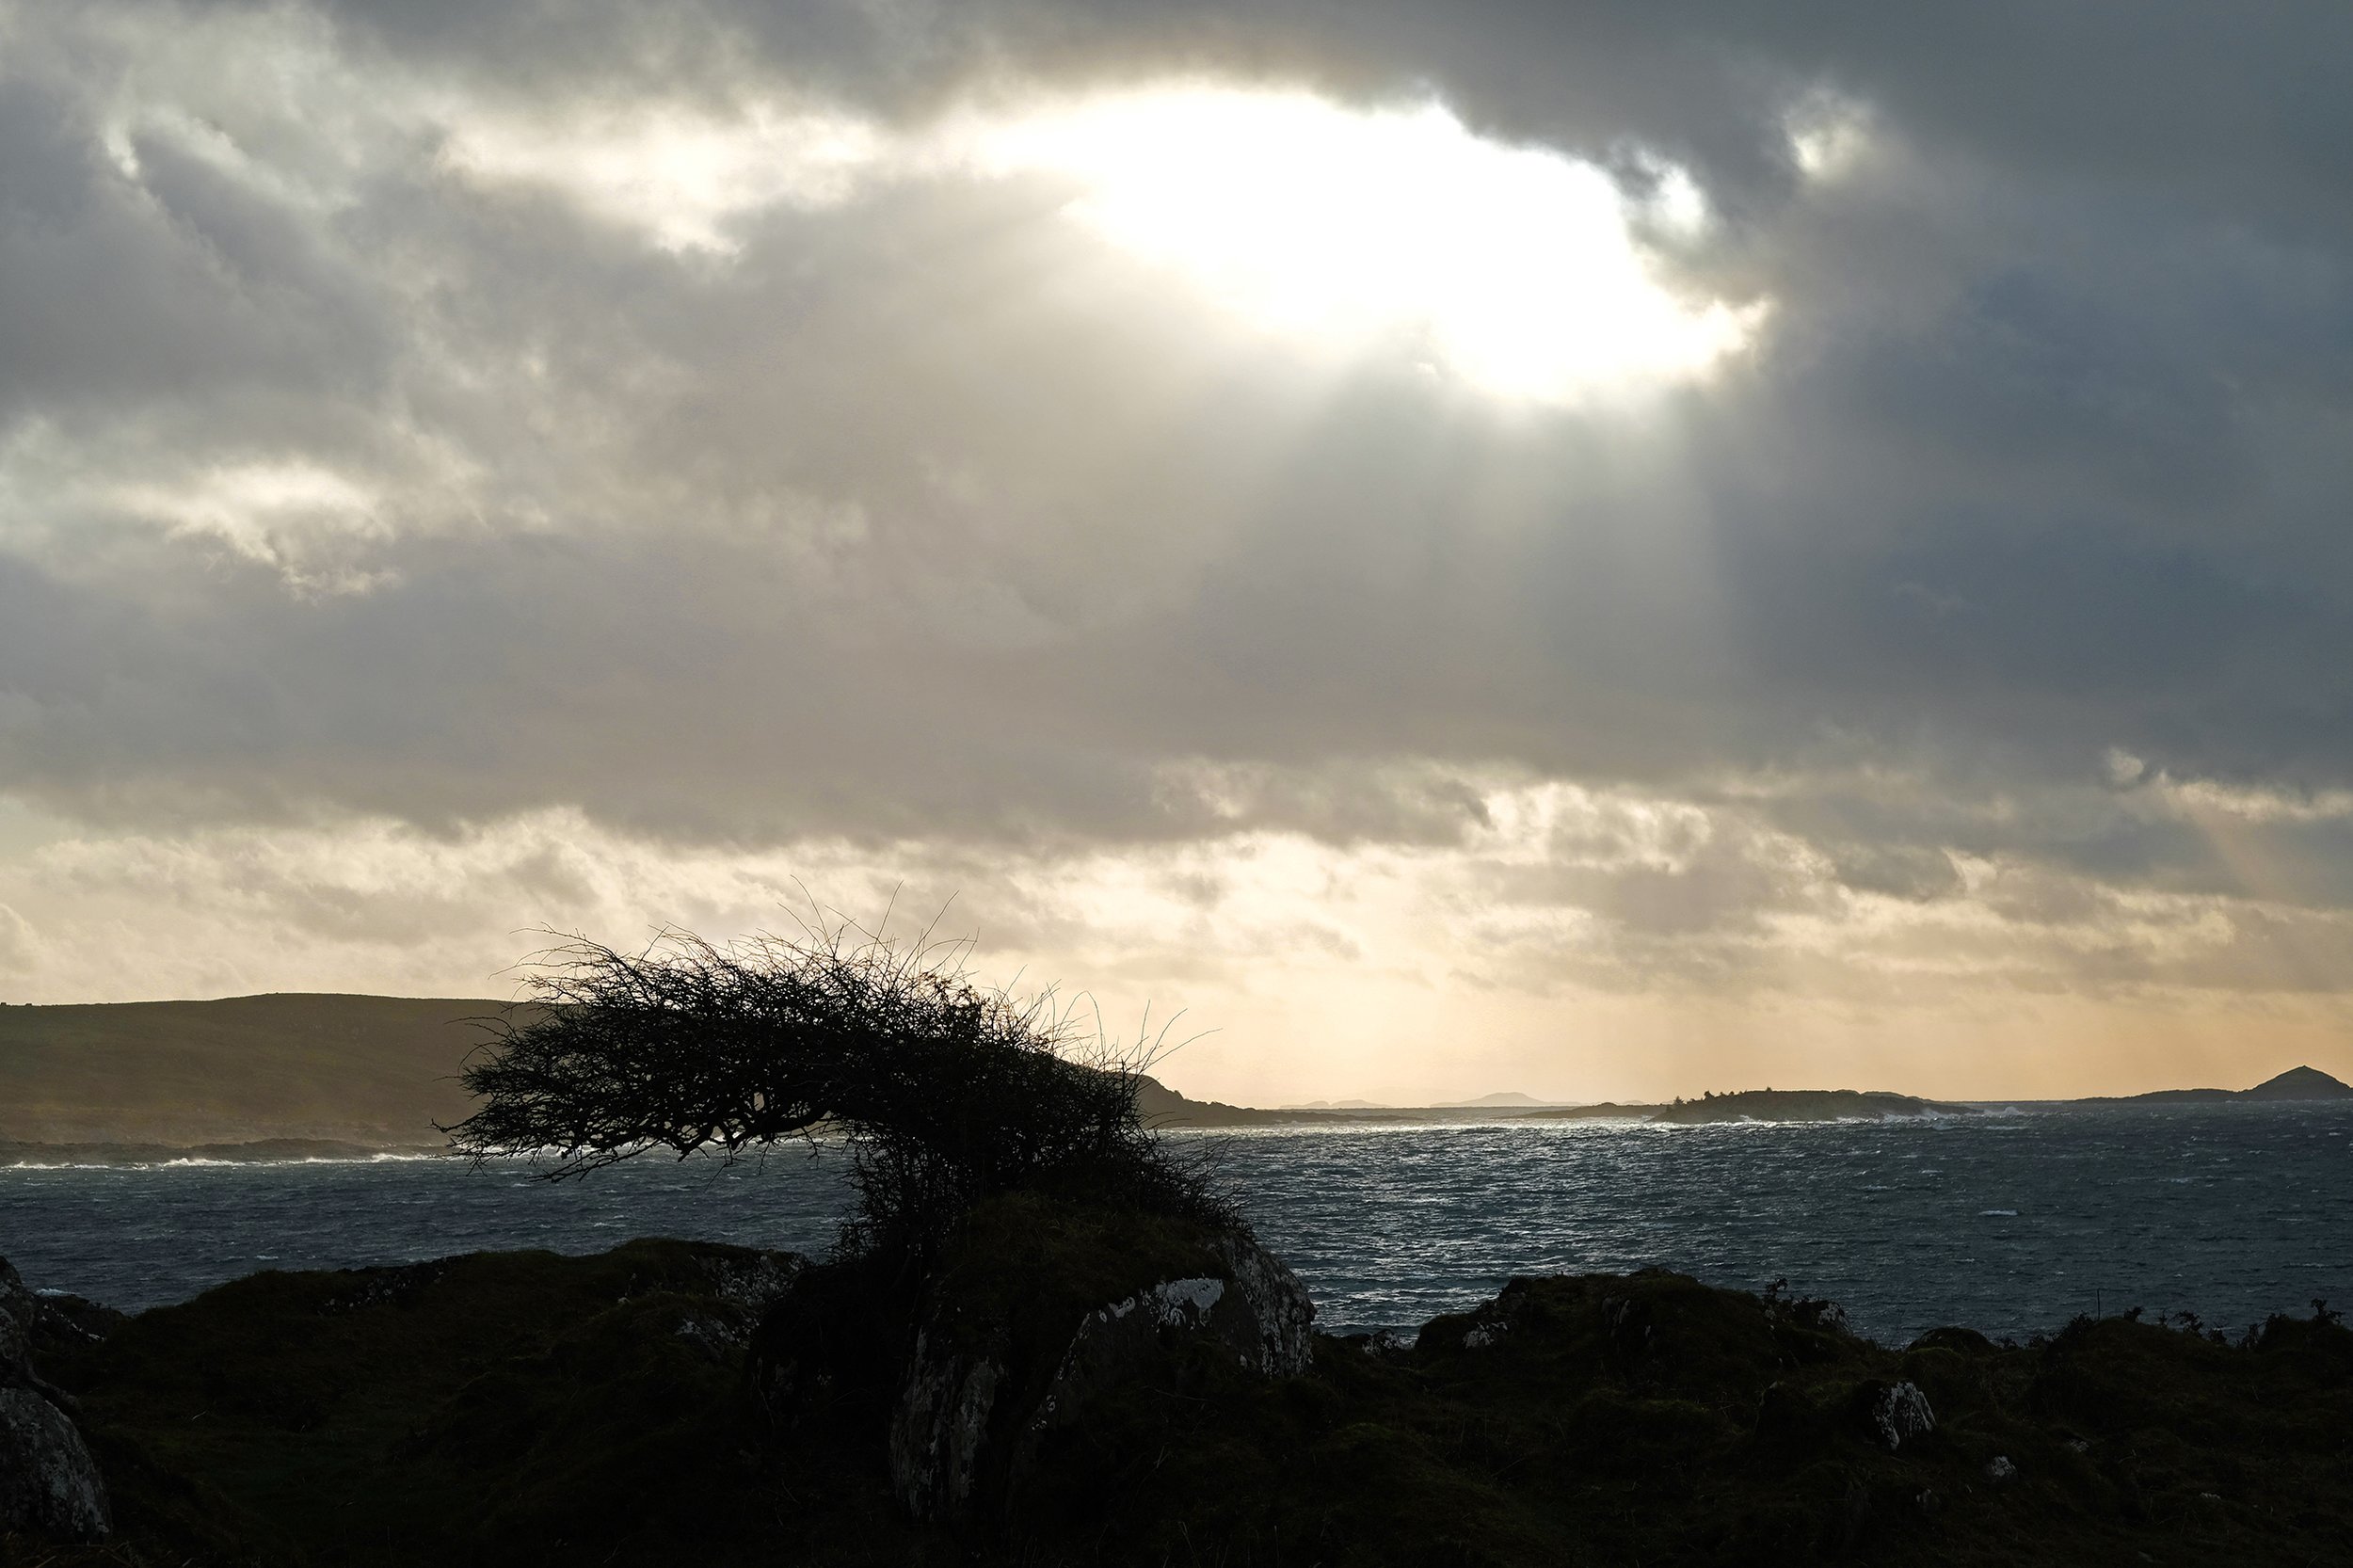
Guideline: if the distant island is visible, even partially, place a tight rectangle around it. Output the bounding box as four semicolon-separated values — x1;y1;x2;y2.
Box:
1152;1084;1983;1127
2091;1064;2353;1104
1;993;2347;1159
1626;1088;1980;1125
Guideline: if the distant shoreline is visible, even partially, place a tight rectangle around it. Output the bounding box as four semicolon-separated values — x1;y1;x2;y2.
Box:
1143;1068;2351;1129
10;1080;2349;1167
4;994;2346;1154
0;1138;451;1168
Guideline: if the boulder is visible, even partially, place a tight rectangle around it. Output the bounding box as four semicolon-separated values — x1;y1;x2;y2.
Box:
0;1256;113;1542
0;1385;111;1541
891;1332;1007;1518
883;1195;1313;1524
1205;1230;1315;1376
1854;1380;1937;1452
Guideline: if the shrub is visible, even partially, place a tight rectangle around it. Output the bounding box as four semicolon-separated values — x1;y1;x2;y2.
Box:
446;922;1230;1256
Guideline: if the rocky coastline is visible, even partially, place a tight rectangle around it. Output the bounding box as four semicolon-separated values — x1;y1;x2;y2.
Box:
4;1202;2347;1567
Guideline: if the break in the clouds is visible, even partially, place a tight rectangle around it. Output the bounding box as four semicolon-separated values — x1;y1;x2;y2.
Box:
2;0;2351;1100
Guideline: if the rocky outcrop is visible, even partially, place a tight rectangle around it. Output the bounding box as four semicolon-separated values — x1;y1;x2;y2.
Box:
884;1199;1314;1524
0;1255;112;1542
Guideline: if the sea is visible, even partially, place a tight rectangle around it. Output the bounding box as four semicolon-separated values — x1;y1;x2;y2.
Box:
3;1102;2346;1345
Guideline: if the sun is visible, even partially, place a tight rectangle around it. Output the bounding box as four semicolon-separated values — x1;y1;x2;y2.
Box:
972;85;1761;404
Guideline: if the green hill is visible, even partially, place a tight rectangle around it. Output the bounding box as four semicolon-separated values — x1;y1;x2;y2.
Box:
0;994;513;1146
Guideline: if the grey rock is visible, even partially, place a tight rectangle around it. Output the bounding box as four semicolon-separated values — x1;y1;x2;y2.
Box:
1208;1232;1315;1377
1985;1454;2017;1482
1864;1381;1937;1452
890;1329;1007;1521
0;1305;28;1374
0;1386;111;1541
0;1256;115;1542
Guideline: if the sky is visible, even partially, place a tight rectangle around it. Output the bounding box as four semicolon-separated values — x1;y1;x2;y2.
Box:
3;0;2352;1105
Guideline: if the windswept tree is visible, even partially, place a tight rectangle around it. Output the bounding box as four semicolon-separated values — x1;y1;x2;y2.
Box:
446;922;1227;1256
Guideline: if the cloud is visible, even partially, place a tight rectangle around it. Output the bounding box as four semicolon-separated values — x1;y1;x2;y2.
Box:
2;0;2351;1094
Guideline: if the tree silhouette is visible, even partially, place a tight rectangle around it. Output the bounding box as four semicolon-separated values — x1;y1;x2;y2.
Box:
446;921;1226;1255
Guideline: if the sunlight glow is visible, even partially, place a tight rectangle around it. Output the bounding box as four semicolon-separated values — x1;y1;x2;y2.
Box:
435;80;1762;400
972;87;1761;402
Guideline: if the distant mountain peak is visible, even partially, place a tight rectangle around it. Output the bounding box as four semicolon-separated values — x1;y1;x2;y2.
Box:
2242;1065;2353;1100
1443;1091;1549;1108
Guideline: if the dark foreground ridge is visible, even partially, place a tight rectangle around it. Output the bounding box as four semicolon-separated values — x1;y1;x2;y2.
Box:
6;1203;2349;1568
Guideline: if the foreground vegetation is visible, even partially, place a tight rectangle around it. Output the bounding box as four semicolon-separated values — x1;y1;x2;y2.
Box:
8;1209;2348;1568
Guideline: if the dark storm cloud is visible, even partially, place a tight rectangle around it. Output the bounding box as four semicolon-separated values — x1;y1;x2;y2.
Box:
4;0;2353;998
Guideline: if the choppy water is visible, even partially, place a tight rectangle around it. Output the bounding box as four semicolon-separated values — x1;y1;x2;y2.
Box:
3;1103;2346;1344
